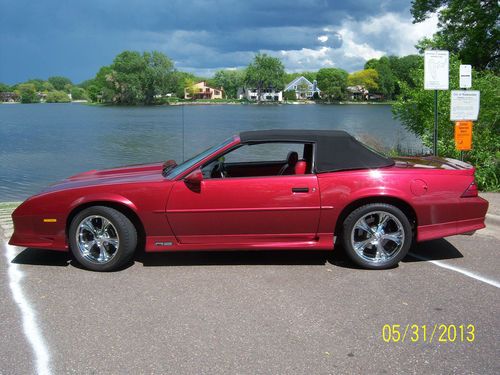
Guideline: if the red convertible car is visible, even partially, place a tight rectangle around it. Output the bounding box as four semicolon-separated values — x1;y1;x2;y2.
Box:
10;130;488;271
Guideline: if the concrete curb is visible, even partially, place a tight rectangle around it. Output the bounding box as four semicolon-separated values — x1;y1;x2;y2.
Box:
485;214;500;230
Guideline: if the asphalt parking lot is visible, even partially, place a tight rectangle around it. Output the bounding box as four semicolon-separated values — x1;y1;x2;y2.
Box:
1;197;499;375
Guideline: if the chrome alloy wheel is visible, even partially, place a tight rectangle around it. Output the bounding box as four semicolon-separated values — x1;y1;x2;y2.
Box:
76;215;120;264
350;211;405;264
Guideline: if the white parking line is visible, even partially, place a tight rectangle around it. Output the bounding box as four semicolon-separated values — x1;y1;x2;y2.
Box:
4;242;51;375
409;252;500;289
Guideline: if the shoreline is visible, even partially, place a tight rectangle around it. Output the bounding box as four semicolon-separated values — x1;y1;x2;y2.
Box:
2;100;395;107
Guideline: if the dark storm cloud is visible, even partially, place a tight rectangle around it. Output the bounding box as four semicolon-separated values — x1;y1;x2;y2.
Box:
0;0;414;83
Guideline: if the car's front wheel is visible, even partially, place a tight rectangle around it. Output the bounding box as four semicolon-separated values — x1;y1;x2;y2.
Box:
69;206;137;271
341;203;412;269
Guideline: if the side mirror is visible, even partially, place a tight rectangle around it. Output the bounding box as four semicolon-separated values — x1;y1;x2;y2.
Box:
185;168;203;186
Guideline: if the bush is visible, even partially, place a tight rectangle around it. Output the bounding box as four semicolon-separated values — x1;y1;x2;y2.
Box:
71;87;88;100
46;91;71;103
393;55;499;191
283;90;297;101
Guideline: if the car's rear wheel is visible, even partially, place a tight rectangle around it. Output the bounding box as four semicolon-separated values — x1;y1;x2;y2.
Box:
341;203;412;269
69;206;137;271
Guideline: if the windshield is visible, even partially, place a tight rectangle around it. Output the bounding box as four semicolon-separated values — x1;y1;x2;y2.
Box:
165;137;234;179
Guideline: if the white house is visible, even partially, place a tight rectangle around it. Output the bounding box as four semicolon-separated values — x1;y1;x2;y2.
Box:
347;85;369;100
284;76;321;99
237;87;282;102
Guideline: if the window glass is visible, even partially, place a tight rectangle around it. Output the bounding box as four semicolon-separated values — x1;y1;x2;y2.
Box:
224;142;304;163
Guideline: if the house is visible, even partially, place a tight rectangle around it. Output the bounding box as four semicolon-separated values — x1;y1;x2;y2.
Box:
0;92;19;102
37;92;47;102
284;76;321;99
237;87;283;102
184;81;224;100
347;85;369;100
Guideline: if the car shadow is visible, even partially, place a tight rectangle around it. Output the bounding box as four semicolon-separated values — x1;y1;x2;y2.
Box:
11;248;71;267
403;238;464;262
135;249;348;268
11;238;463;270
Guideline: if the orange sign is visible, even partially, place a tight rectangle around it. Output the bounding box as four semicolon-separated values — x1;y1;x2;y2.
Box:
454;121;473;151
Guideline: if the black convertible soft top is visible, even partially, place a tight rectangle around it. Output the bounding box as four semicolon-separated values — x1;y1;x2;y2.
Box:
239;129;394;173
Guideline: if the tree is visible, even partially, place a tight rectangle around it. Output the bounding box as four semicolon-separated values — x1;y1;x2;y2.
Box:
347;69;379;92
363;57;396;99
15;83;38;103
388;55;422;91
48;76;73;91
283;90;297;101
46;90;71;103
173;72;201;98
183;78;199;99
316;68;348;101
393;54;499;190
284;71;317;86
374;57;396;99
0;82;10;92
109;51;146;104
70;87;88;100
411;0;499;71
142;51;176;104
212;69;245;99
96;50;177;104
245;54;285;102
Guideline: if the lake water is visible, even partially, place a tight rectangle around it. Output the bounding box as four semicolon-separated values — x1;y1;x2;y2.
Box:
0;103;423;201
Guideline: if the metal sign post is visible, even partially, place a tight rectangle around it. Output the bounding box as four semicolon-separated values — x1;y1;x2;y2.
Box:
424;50;449;156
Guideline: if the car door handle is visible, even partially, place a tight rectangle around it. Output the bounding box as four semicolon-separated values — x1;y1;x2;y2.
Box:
292;187;309;193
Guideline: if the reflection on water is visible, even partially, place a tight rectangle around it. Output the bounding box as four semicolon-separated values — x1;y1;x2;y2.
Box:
0;103;422;201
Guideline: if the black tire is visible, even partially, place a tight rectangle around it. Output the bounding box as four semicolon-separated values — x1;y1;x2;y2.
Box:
341;203;412;269
69;206;137;271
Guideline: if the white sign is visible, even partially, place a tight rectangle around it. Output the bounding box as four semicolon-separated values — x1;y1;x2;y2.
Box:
424;50;449;90
459;64;472;88
450;90;480;121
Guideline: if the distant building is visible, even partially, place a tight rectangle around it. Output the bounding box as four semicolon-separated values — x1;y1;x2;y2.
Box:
347;85;369;100
0;92;19;102
284;76;321;99
37;92;47;102
237;87;283;102
184;81;224;100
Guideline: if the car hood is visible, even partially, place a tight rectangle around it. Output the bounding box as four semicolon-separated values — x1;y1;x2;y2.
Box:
40;162;167;194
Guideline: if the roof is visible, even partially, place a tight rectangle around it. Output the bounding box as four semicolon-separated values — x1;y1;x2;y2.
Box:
284;76;321;92
239;129;394;173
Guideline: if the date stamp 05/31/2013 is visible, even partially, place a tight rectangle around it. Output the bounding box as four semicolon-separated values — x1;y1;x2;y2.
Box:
382;324;475;343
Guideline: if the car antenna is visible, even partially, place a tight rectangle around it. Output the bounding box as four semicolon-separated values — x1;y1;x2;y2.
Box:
182;103;185;162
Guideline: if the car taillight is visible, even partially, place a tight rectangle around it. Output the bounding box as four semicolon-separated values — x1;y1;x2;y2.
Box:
461;181;478;197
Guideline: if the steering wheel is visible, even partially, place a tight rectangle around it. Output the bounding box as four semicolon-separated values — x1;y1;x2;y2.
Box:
214;158;227;178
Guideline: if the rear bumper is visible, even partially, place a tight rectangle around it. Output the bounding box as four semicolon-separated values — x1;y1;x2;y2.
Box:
417;197;488;242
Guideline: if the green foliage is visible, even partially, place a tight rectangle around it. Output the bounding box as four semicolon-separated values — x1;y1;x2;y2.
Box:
284;71;317;85
48;76;73;91
15;83;38;103
86;50;176;104
348;69;379;92
173;72;202;98
245;54;285;101
46;90;71;103
388;55;422;93
363;57;397;98
0;82;11;92
316;68;348;101
142;51;176;104
283;90;297;101
212;69;245;99
411;0;499;71
393;55;500;191
70;87;87;100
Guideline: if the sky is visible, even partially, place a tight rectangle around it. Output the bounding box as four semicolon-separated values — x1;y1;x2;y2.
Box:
0;0;438;84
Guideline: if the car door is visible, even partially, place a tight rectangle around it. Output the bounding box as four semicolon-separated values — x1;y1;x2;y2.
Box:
166;174;320;244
